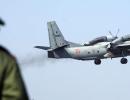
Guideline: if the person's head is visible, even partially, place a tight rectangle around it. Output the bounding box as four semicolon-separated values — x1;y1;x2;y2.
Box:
0;18;5;26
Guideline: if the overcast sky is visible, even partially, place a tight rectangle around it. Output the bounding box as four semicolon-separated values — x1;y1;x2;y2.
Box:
0;0;130;100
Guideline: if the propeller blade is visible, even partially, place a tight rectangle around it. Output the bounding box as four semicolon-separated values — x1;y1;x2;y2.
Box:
109;31;114;37
116;28;120;37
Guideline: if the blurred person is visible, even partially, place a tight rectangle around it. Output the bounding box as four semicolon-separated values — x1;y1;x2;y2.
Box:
0;18;29;100
0;18;5;26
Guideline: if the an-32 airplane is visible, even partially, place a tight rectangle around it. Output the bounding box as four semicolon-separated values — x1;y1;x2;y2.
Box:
35;21;130;65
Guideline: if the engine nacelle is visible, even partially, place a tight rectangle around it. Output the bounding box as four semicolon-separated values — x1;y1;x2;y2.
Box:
112;34;130;44
84;35;117;46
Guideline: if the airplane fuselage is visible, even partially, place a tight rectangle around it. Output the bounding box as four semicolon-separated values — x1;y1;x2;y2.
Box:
65;43;108;60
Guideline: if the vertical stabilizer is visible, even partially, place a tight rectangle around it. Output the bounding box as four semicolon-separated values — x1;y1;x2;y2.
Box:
47;21;68;50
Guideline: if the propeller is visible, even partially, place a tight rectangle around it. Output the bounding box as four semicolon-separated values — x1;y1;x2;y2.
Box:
107;29;120;51
108;28;120;40
116;28;120;37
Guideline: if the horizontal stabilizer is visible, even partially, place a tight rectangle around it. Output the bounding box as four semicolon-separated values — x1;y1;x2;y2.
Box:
34;46;50;50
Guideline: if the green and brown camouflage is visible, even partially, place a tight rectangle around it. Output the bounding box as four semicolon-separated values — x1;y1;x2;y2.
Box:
0;46;29;100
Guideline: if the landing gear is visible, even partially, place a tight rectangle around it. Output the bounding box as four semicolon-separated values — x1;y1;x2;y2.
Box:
119;50;128;64
120;58;128;64
94;59;101;65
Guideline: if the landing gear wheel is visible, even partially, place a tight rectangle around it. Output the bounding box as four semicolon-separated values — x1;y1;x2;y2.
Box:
120;58;128;64
94;59;101;65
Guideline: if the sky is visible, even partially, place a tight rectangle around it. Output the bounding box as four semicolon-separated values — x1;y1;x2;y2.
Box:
0;0;130;100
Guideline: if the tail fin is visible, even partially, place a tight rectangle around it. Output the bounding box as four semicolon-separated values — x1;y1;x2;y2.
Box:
47;21;68;50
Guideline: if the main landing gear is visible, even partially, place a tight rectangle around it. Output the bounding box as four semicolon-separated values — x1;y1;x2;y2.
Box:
120;58;128;64
94;59;101;65
94;58;128;65
120;51;128;64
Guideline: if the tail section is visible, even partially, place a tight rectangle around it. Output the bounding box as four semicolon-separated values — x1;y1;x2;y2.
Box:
35;21;82;58
47;21;68;50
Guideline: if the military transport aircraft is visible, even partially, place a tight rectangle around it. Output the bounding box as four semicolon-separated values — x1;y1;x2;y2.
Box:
35;21;130;65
